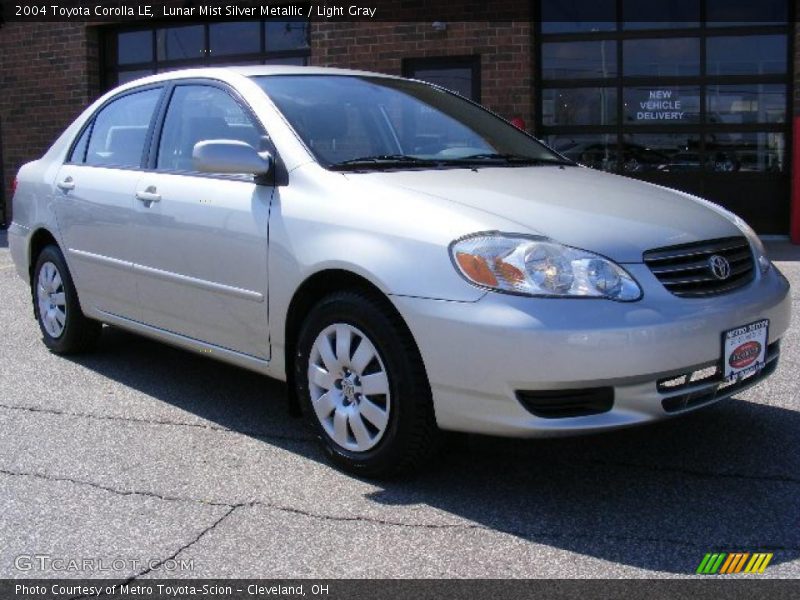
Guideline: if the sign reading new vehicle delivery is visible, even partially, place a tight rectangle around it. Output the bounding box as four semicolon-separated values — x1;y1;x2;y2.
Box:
637;90;684;121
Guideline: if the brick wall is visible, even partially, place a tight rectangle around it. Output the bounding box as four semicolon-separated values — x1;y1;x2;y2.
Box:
0;23;100;224
310;21;533;127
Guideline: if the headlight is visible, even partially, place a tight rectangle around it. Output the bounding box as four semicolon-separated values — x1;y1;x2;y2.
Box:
450;234;642;301
733;217;771;274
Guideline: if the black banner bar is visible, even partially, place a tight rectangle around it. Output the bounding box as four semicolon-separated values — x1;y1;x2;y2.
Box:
2;579;800;600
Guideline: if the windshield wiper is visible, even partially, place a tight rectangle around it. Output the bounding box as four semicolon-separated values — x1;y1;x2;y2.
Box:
453;153;573;166
329;154;439;170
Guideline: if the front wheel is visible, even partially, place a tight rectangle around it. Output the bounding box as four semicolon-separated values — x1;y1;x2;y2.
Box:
32;245;101;354
295;291;439;477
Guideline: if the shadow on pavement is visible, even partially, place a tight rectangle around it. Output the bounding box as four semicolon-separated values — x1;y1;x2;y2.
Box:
67;326;800;576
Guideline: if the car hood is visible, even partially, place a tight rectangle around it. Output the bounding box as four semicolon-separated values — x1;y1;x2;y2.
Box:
357;165;743;263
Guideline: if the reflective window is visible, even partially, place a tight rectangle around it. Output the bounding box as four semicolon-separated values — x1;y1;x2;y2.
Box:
623;86;700;125
115;69;154;85
210;22;261;56
706;85;786;124
156;26;204;61
707;35;787;75
117;31;152;65
86;88;161;169
106;22;310;90
540;0;615;34
542;88;617;126
157;86;263;172
623;38;700;76
404;58;479;101
706;132;785;172
542;41;618;79
707;0;788;25
545;134;617;172
265;21;310;51
68;124;92;164
622;133;702;173
622;0;699;29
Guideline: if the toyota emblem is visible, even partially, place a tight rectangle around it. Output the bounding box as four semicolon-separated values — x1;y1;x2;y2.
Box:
708;255;731;280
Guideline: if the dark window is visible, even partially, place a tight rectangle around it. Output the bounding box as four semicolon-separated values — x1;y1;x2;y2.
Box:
117;30;152;65
402;57;481;102
265;21;310;51
209;22;261;56
539;0;616;34
542;41;618;79
706;35;787;75
536;4;791;233
622;86;701;125
623;38;700;76
546;134;617;172
706;132;786;172
85;88;161;169
103;22;310;89
622;133;702;172
68;124;92;164
707;0;788;24
622;0;700;29
706;84;786;124
157;86;263;172
156;26;204;61
542;88;617;126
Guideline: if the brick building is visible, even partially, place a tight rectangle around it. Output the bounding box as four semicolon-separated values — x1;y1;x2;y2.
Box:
1;1;799;238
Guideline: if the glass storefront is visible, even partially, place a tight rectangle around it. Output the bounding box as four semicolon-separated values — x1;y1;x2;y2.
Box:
104;21;311;87
537;0;791;233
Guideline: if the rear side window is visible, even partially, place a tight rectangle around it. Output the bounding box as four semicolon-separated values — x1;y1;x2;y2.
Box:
157;85;264;172
68;124;92;164
85;88;161;169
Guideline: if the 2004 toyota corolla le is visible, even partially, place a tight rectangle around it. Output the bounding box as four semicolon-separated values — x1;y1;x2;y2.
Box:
8;67;791;476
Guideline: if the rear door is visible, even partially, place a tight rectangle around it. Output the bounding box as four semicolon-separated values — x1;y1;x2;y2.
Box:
53;86;163;320
128;82;272;359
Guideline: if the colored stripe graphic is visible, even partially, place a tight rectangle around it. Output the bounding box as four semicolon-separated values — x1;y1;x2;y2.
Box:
720;553;749;574
697;552;773;574
744;553;774;574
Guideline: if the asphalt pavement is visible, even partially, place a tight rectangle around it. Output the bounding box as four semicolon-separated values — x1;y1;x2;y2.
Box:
0;230;798;579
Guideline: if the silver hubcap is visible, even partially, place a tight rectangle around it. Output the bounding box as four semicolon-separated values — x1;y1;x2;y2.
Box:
37;261;67;339
308;323;391;452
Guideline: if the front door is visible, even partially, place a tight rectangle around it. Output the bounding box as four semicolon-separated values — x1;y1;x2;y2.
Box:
129;83;272;359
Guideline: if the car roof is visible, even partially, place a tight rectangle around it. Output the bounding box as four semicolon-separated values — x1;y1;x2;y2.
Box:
113;65;399;92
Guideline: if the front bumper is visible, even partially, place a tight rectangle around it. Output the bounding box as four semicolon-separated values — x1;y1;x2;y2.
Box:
391;263;791;437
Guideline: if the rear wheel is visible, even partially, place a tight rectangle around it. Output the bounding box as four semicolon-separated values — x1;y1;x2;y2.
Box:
295;291;439;477
32;245;101;354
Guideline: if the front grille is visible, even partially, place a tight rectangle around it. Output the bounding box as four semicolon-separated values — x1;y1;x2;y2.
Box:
643;237;754;298
516;387;614;419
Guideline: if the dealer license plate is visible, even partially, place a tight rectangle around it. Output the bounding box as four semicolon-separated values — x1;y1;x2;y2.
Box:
722;319;769;382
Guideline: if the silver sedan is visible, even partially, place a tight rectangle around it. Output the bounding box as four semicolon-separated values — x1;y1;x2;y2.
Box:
8;67;791;476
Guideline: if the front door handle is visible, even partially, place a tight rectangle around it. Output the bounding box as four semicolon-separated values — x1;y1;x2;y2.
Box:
135;186;161;204
56;177;75;191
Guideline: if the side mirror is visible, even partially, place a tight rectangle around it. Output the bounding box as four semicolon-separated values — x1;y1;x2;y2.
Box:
192;140;273;176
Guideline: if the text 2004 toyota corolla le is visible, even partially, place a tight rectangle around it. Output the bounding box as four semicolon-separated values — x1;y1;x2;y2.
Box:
8;67;791;476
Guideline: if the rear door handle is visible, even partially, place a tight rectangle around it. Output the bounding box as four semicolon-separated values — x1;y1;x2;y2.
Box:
56;177;75;191
135;186;161;204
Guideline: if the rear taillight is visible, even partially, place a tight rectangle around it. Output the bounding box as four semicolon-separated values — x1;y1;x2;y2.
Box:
11;177;17;195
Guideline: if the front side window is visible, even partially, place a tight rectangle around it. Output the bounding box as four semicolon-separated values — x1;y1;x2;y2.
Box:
157;85;264;172
254;75;570;169
85;87;161;169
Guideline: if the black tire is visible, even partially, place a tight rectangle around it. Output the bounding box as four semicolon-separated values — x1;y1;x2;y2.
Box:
32;245;101;354
295;290;439;478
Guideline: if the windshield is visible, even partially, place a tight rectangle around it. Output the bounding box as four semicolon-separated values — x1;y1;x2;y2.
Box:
252;75;572;170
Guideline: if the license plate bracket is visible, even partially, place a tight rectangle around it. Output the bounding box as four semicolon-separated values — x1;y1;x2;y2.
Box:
722;319;769;382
